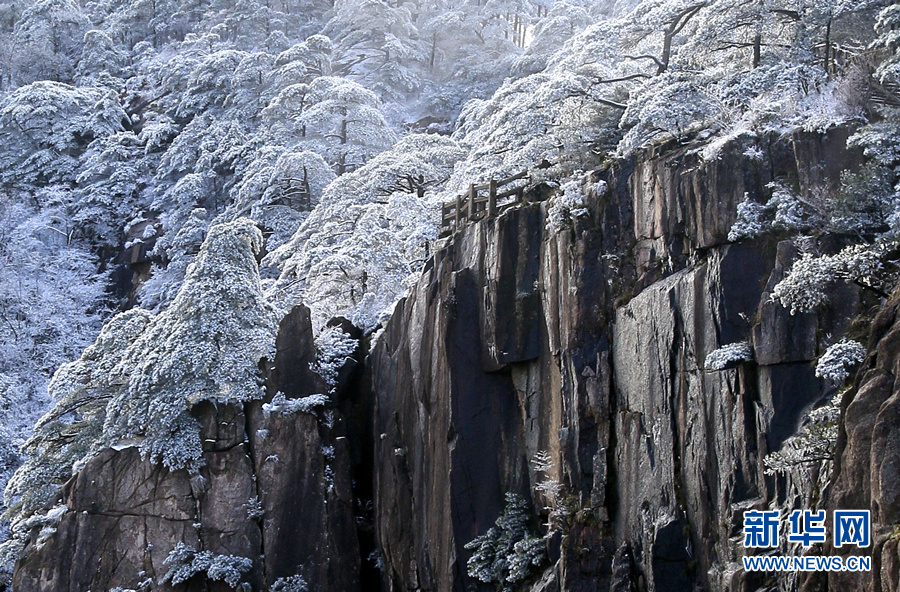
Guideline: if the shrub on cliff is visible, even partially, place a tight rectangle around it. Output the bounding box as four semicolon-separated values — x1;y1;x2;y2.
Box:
464;492;546;589
765;392;842;475
772;244;888;315
704;341;753;371
161;542;253;588
815;339;866;383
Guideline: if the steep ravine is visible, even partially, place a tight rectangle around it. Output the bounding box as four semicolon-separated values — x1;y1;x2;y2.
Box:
12;127;898;591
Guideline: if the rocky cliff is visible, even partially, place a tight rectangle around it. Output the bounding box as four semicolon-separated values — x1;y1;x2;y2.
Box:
12;306;363;592
365;126;881;592
12;127;897;592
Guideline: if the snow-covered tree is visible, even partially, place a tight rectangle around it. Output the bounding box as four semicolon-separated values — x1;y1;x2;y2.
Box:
76;29;129;85
225;148;335;251
2;309;153;553
704;341;753;371
310;324;358;391
764;391;841;474
271;575;309;592
267;134;464;329
102;217;279;469
772;244;887;315
617;70;721;155
139;207;208;310
74;131;152;247
1;218;280;575
815;338;866;383
176;49;248;118
161;543;253;588
510;2;594;77
464;492;546;588
325;0;426;104
449;64;625;189
0;198;109;577
0;82;127;191
11;0;88;84
298;76;396;174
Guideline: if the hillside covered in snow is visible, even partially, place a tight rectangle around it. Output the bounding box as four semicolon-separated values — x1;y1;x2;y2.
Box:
3;0;900;590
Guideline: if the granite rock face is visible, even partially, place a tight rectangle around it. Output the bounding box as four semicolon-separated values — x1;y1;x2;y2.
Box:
826;296;900;592
366;129;873;592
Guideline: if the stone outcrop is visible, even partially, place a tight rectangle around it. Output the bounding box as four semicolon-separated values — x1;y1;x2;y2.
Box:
826;295;900;592
12;306;362;592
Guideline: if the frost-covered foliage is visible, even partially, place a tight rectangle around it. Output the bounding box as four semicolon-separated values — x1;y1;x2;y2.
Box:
618;71;722;156
704;341;753;371
546;177;597;231
772;244;885;315
0;82;126;191
464;492;546;588
271;575;309;592
244;496;264;521
2;309;152;551
531;450;572;535
3;219;278;571
0;195;109;579
262;393;329;416
764;392;841;475
729;172;899;243
222;149;336;251
447;53;627;192
0;502;67;575
714;1;900;323
267;134;465;329
728;195;767;241
101;218;279;470
728;182;820;241
139;208;209;311
816;339;866;383
161;542;252;588
310;325;358;390
0;0;895;580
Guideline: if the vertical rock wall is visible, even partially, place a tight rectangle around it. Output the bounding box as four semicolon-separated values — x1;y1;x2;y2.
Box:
368;128;872;592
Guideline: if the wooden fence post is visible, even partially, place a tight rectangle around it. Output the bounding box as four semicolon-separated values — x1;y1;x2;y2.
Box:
488;179;497;217
455;194;462;229
468;184;476;219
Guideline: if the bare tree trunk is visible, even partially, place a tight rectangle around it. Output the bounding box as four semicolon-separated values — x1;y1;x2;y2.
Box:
430;32;437;70
753;31;761;68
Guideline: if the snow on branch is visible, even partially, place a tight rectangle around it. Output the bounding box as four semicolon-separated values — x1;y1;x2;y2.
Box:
816;339;866;383
310;325;358;391
772;244;885;315
764;393;841;475
161;542;253;588
704;341;753;371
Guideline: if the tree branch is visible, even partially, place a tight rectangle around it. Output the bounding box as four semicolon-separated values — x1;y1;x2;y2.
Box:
624;54;666;70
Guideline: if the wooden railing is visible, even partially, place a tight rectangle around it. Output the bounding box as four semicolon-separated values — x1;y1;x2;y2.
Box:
440;169;530;235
